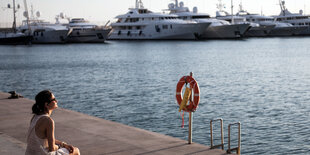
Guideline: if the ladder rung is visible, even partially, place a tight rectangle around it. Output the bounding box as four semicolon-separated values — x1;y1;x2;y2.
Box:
211;144;224;149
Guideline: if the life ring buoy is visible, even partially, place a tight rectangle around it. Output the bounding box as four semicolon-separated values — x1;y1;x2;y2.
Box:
176;76;200;112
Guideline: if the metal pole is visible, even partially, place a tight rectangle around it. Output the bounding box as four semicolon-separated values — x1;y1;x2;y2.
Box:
228;124;231;152
188;72;193;144
220;119;224;150
238;122;241;155
188;112;192;144
210;120;213;147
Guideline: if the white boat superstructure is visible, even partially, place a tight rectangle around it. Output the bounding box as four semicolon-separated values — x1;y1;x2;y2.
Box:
215;0;274;37
167;0;250;39
273;0;310;35
237;3;307;36
18;7;69;44
109;0;210;40
64;18;111;43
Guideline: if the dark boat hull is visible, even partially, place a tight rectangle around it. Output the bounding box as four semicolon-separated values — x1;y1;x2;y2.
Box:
0;35;33;45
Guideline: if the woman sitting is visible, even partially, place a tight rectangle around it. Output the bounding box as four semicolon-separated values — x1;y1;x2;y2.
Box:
25;90;80;155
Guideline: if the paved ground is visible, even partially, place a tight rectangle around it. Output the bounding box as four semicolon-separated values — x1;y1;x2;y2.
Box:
0;92;230;155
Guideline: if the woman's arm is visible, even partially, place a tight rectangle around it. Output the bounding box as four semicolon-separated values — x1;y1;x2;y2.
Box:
55;139;74;153
46;117;59;152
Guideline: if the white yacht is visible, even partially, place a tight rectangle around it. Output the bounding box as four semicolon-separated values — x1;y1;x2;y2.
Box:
109;0;210;40
0;0;32;45
166;0;250;39
18;6;69;44
64;18;111;43
273;0;310;35
215;0;274;37
237;3;307;36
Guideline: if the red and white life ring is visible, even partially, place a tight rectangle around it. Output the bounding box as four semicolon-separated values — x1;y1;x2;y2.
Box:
176;76;200;112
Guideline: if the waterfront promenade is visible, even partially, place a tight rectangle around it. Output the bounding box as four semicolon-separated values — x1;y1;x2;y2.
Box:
0;92;230;155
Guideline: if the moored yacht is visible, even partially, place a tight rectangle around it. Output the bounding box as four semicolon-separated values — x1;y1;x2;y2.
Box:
166;0;250;39
19;19;69;44
0;0;32;45
109;0;210;40
63;17;111;43
18;4;69;44
237;3;307;36
215;0;274;37
273;0;310;35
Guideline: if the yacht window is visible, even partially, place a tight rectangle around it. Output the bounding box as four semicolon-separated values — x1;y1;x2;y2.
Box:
192;16;209;19
162;25;168;29
170;25;172;29
125;18;129;22
128;26;132;29
161;17;164;20
41;32;44;36
137;26;141;29
155;25;160;32
152;18;154;20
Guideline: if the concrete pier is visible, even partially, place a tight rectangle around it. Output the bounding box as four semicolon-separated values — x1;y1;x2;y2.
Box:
0;92;231;155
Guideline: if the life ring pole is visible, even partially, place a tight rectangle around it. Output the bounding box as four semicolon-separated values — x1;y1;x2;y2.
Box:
188;72;193;144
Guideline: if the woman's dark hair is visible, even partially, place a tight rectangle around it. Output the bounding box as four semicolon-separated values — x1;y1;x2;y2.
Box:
32;90;53;115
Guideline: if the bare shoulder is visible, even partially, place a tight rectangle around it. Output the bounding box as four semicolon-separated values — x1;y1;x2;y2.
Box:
37;115;54;126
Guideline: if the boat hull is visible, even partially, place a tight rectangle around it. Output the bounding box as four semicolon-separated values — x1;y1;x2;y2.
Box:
203;23;250;39
268;26;308;36
0;33;32;45
31;29;68;44
66;29;111;43
244;25;275;37
108;23;210;40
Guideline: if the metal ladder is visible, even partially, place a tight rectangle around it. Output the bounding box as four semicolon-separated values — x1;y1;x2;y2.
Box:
210;119;241;155
210;119;224;150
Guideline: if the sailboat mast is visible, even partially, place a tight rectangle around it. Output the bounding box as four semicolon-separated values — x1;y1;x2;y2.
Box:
12;0;16;32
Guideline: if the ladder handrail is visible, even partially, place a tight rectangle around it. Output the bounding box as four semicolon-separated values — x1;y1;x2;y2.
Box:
227;122;241;155
210;118;224;150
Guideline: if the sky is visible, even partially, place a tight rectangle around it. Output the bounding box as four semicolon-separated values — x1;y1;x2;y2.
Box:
1;0;309;27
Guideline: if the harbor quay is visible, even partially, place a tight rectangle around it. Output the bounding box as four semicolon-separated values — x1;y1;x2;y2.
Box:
0;92;231;155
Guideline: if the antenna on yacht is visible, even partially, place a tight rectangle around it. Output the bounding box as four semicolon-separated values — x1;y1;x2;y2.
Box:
279;0;286;16
135;0;144;9
231;0;234;24
12;0;17;32
23;0;31;35
216;0;225;12
239;0;243;12
175;0;179;8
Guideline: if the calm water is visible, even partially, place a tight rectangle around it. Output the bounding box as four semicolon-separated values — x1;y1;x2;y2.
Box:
1;38;310;154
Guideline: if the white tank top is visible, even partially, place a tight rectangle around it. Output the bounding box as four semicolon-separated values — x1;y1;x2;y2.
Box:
25;114;50;155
